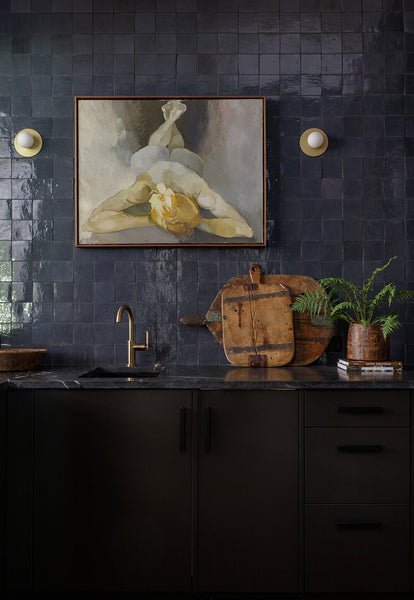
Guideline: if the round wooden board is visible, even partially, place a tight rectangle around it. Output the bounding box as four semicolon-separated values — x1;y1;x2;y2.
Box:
202;274;333;366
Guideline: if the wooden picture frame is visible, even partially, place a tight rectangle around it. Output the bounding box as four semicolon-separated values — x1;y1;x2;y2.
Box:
75;96;266;247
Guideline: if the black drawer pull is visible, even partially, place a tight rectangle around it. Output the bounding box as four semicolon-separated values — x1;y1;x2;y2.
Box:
337;406;384;415
204;407;212;453
337;444;383;453
336;521;383;530
179;407;186;453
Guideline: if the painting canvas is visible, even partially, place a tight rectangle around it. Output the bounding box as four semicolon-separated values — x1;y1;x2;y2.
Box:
75;96;266;247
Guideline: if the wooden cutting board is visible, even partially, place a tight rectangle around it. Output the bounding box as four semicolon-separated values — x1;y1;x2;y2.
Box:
221;265;295;367
180;267;333;366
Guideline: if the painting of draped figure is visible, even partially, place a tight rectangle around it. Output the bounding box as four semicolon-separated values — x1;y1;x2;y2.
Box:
75;96;266;247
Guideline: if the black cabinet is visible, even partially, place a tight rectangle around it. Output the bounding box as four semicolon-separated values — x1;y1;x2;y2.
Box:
31;389;299;594
304;390;411;593
5;385;413;595
33;390;192;592
196;390;299;593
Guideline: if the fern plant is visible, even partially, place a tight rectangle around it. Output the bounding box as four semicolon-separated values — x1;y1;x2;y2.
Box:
290;257;414;339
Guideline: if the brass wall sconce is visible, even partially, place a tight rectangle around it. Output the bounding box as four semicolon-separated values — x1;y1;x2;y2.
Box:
300;128;328;157
14;129;43;157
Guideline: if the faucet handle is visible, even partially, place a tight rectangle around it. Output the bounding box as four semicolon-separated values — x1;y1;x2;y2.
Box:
133;330;149;351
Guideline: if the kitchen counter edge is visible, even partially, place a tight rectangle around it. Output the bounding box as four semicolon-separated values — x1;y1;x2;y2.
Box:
0;365;414;390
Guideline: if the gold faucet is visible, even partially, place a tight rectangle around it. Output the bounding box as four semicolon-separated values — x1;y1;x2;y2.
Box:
116;305;149;367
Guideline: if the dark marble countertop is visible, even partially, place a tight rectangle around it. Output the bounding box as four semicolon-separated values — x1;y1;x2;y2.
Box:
1;365;413;390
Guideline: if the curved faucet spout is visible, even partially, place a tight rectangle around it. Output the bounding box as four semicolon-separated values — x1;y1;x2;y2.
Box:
116;304;135;341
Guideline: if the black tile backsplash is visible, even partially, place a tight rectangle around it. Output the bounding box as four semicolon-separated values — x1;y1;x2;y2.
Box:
0;0;413;366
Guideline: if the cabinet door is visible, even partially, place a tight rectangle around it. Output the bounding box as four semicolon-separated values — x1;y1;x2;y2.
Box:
34;390;192;592
6;390;33;591
197;390;298;593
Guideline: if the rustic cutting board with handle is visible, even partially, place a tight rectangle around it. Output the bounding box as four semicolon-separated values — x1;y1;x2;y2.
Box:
180;266;333;366
221;265;295;367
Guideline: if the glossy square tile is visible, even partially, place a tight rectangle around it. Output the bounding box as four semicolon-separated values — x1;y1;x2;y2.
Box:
239;54;259;74
135;33;155;54
11;34;31;55
280;12;300;32
94;13;113;34
239;73;259;94
280;75;301;93
281;54;302;76
217;32;237;53
12;56;31;77
72;34;92;54
239;33;259;53
135;12;155;33
93;55;113;76
73;261;94;284
73;75;92;94
156;33;176;52
115;13;135;34
218;12;238;32
259;33;279;54
53;219;73;241
73;303;94;323
259;74;279;94
322;12;340;32
114;34;134;54
280;33;300;53
260;12;279;33
156;53;176;74
51;34;72;54
281;0;300;10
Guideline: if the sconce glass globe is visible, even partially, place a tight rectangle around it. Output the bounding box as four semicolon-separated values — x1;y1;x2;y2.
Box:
17;131;34;149
307;131;324;149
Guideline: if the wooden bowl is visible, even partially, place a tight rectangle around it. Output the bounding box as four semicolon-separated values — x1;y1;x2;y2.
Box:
0;349;48;371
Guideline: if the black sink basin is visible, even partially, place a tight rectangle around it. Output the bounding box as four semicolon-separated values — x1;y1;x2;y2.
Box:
79;367;161;379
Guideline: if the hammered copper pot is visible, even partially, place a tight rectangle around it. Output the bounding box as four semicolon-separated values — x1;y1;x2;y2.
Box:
347;323;390;361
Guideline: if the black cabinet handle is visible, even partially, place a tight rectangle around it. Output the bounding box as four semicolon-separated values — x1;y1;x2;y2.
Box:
204;407;211;453
179;407;186;453
337;444;383;453
336;406;384;415
336;521;383;530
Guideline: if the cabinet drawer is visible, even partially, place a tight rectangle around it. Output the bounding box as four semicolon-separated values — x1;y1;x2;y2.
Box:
305;390;410;427
305;428;410;503
305;504;409;592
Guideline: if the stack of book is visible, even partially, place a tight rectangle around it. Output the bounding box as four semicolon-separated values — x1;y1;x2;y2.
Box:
337;358;403;373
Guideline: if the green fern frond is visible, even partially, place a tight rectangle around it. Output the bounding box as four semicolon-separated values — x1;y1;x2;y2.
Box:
289;288;337;325
361;256;396;298
392;289;414;302
367;282;397;319
320;277;360;296
320;278;364;321
289;289;328;316
373;312;401;338
330;301;356;323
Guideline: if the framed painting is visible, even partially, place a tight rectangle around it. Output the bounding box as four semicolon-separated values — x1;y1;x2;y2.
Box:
75;96;266;247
